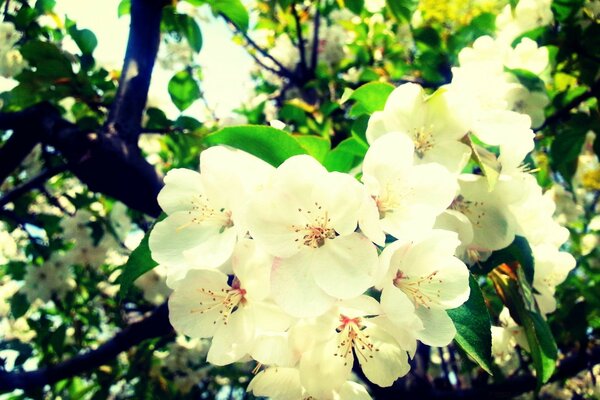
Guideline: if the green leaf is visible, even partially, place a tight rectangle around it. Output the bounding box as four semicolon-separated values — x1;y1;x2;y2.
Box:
204;125;307;166
386;0;419;22
345;0;364;14
448;275;493;375
477;236;535;285
550;113;592;186
210;0;249;32
10;292;30;318
468;138;501;191
349;81;395;117
505;67;546;92
296;135;330;163
118;228;159;299
168;69;201;111
179;14;203;52
35;0;56;13
117;0;131;16
20;40;74;79
323;137;366;172
491;266;558;387
70;28;98;55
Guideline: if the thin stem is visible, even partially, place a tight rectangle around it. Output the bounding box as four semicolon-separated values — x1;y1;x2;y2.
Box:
220;13;297;81
309;1;321;73
291;2;308;76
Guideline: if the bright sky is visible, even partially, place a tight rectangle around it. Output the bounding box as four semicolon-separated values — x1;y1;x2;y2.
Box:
55;0;254;119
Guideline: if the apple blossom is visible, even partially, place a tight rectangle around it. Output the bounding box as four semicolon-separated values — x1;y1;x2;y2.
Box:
245;155;379;318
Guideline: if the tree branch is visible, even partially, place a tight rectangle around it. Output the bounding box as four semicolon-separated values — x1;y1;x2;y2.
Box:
0;103;62;186
291;2;308;77
536;79;600;132
0;303;173;392
0;164;69;208
105;0;168;144
309;2;321;74
220;13;298;81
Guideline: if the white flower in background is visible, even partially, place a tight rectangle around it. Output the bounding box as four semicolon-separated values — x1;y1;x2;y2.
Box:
134;264;171;304
0;22;26;78
365;0;386;13
547;184;584;226
506;38;549;75
359;133;458;244
434;210;493;265
504;83;549;129
451;175;523;252
496;0;554;43
245;155;378;318
297;296;413;395
509;176;570;248
149;146;274;278
21;254;76;303
492;308;528;364
533;244;576;315
168;240;291;366
248;366;373;400
0;277;19;316
366;83;472;174
157;39;193;71
379;230;470;347
0;226;18;265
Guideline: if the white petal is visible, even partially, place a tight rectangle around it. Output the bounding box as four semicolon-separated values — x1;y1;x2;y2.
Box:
337;382;373;400
168;269;229;338
359;324;410;387
247;367;303;400
415;308;457;347
311;233;378;299
231;239;272;302
207;308;254;365
300;339;350;399
157;169;204;214
271;253;336;318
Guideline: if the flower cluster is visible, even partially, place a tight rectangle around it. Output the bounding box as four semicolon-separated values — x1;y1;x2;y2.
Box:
149;135;475;397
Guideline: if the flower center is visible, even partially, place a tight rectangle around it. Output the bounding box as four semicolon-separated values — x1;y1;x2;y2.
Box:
413;126;435;158
292;204;337;248
182;194;234;232
392;269;442;308
333;314;377;365
190;279;247;325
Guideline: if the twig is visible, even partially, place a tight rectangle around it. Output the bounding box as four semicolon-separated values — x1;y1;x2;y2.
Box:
309;1;321;73
536;79;600;132
291;2;308;77
219;13;297;81
0;164;69;208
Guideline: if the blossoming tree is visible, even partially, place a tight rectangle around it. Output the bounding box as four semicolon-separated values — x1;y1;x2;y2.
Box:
0;0;599;398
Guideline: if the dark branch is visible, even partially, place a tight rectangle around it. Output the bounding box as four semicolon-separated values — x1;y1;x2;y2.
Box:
105;0;168;144
0;103;62;186
536;79;600;132
0;303;173;392
309;2;321;73
0;163;69;208
291;2;308;76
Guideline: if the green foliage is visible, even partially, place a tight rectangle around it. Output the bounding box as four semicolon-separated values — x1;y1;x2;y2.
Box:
448;275;493;374
204;125;308;166
386;0;419;22
168;69;201;111
209;0;249;31
476;236;535;286
118;228;159;299
348;81;395;116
